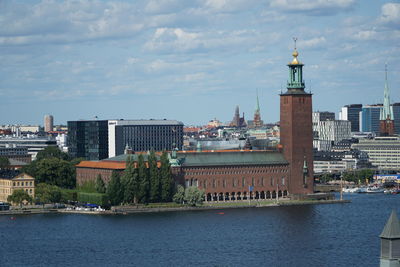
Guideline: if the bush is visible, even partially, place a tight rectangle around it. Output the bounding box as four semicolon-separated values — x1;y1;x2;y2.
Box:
184;187;204;206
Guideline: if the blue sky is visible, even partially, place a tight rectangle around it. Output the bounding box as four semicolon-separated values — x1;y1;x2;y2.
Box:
1;0;399;126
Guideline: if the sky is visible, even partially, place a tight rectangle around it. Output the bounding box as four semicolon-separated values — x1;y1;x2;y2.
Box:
1;0;399;126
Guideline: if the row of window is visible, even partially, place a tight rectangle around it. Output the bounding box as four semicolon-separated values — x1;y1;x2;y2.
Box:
186;177;286;189
13;181;33;187
185;167;288;176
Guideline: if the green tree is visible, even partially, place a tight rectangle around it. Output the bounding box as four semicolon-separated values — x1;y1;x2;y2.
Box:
121;156;138;204
137;154;149;204
148;150;160;203
107;171;123;206
184;187;204;206
35;183;62;205
35;158;75;188
160;151;174;202
36;146;69;161
8;189;32;207
173;185;185;204
0;156;10;170
95;174;106;193
21;160;38;177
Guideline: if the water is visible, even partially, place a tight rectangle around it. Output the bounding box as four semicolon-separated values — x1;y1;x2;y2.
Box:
0;194;399;267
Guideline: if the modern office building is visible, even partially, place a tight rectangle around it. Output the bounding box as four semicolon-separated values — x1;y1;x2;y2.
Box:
0;137;57;160
352;136;400;170
108;119;184;157
393;103;400;135
359;105;382;134
340;104;362;132
67;120;109;160
313;112;351;151
44;114;54;132
68;119;184;160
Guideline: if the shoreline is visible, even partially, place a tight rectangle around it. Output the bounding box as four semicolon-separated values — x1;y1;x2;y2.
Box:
0;199;350;216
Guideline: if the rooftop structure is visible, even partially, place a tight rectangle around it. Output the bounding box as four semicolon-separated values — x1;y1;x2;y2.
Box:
380;210;400;266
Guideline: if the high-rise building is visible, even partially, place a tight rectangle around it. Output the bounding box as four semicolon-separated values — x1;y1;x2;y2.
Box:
380;65;395;136
280;45;314;195
393;103;400;135
359;105;382;134
68;119;184;160
339;104;362;132
108;120;184;158
44;114;54;132
67;120;109;160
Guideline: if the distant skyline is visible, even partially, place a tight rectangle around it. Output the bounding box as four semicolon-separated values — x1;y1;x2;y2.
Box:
1;0;399;126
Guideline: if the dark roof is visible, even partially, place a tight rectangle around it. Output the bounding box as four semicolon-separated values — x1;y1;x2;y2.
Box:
380;210;400;239
176;151;288;167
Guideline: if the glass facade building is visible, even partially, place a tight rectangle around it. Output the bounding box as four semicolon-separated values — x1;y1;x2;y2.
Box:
393;103;400;135
359;105;382;134
340;104;362;132
67;120;109;160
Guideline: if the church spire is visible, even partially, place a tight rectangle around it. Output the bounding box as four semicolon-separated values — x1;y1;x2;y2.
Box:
380;64;394;121
255;90;260;113
253;90;262;128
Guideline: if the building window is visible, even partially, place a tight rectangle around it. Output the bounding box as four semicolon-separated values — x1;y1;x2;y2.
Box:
261;178;264;186
252;177;255;186
242;177;245;187
232;178;236;187
223;179;226;188
282;177;285;186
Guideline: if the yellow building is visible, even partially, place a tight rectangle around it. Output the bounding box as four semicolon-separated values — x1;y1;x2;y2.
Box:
0;173;35;203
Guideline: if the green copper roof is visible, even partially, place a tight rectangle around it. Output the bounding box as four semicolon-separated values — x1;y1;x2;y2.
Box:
380;64;394;121
176;151;288;167
380;210;400;239
104;153;160;162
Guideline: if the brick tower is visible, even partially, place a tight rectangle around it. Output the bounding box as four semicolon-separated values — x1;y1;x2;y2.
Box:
280;42;314;196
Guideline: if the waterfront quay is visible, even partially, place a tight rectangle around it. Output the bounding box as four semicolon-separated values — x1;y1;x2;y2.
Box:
0;197;349;216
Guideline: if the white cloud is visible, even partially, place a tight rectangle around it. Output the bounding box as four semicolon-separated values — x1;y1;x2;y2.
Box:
353;30;377;40
175;72;206;82
380;3;400;26
270;0;355;15
298;36;326;48
203;0;257;13
145;27;201;52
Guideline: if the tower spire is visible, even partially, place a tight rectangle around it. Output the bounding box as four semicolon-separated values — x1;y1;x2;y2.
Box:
381;64;393;120
255;89;260;112
379;64;395;136
253;90;262;128
286;38;305;91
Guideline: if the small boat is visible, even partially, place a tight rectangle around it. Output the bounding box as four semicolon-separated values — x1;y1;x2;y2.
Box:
365;186;384;193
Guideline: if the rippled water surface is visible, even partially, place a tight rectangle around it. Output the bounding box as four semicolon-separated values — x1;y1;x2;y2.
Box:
0;194;399;267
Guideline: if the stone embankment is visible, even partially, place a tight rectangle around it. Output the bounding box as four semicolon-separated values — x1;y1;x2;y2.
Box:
0;199;350;216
